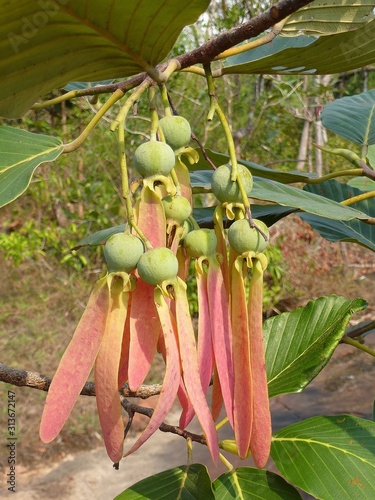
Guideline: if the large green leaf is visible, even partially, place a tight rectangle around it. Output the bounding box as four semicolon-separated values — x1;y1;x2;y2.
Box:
0;0;209;117
223;19;375;76
193;149;313;184
213;468;302;499
367;144;375;168
282;0;375;36
264;296;367;398
347;176;375;191
272;415;375;499
73;224;126;249
194;205;297;228
0;126;63;208
190;170;369;221
300;180;375;251
114;463;214;499
300;212;375;251
321;90;375;146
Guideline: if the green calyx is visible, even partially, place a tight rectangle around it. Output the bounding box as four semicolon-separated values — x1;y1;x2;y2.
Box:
211;163;253;203
183;229;217;258
137;247;178;286
134;140;175;178
159;115;191;150
228;218;269;255
104;233;144;273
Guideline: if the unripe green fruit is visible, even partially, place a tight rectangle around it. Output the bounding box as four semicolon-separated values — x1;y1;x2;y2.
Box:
228;219;269;255
211;164;253;203
104;233;144;273
183;229;217;258
134;140;175;178
162;195;192;224
137;247;178;286
159;115;191;150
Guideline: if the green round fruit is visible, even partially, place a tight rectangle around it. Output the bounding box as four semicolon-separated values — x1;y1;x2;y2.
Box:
228;219;269;255
137;247;178;286
104;233;144;273
162;195;192;224
159;115;191;150
183;229;217;258
134;140;175;178
211;164;253;203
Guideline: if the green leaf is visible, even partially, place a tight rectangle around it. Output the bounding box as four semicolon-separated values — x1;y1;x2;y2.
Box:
252;178;369;220
114;463;214;500
300;180;375;251
272;415;375;500
0;126;63;208
193;205;297;228
193;149;313;183
190;170;369;221
213;467;302;499
265;296;367;398
64;80;115;91
223;20;375;76
367;144;375;168
321;90;375;146
0;0;210;117
347;177;375;191
282;0;375;36
73;224;126;249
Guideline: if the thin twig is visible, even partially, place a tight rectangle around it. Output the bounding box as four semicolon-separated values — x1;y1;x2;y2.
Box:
191;132;217;170
120;397;207;446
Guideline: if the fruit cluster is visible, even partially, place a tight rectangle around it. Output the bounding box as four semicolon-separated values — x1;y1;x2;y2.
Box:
40;107;271;469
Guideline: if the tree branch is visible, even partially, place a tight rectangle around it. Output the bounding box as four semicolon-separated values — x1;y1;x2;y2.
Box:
176;0;314;69
0;363;207;447
0;363;161;399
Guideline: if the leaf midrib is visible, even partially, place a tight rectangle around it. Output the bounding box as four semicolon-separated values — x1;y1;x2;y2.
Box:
273;436;375;466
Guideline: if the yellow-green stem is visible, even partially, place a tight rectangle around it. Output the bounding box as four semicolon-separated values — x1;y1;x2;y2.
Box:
170;168;181;195
115;89;152;250
159;83;172;116
63;89;125;152
342;336;375;357
148;58;180;84
214;18;288;60
181;66;222;78
218;453;234;471
215;417;229;431
187;438;193;465
204;65;248;213
205;66;217;121
33;90;80;109
306;169;363;184
341;190;375;206
149;85;159;139
110;79;151;132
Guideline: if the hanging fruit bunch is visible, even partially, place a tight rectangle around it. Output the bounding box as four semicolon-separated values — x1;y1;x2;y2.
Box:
39;72;271;469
